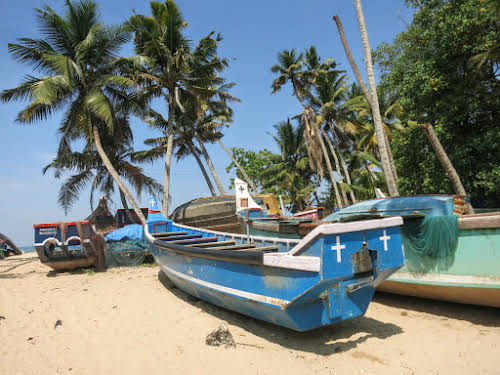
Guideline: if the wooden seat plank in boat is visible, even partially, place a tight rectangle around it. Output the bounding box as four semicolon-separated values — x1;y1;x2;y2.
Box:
233;245;278;252
170;236;218;245
156;234;203;241
206;243;257;251
186;240;236;248
152;231;188;237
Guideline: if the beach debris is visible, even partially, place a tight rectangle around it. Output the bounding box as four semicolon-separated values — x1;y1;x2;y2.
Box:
27;337;34;341
0;315;5;320
205;324;236;348
401;311;408;316
54;320;63;329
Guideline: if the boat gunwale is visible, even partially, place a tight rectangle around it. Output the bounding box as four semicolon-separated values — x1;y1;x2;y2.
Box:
145;217;403;272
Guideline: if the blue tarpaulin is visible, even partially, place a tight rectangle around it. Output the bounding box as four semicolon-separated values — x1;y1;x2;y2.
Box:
105;224;144;242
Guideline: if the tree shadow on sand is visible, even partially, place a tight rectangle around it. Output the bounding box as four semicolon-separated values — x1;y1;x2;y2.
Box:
158;270;403;355
374;292;500;327
0;257;39;277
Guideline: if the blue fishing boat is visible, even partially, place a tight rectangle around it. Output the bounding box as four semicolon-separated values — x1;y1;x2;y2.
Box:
33;220;98;271
145;197;405;331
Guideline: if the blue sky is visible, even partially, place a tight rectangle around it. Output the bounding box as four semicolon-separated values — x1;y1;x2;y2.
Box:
0;0;413;245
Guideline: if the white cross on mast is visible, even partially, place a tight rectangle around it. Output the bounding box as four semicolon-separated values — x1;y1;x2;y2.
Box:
379;229;391;251
331;236;346;263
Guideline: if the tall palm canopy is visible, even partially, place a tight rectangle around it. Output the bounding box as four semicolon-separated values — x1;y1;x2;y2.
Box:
44;117;162;214
127;0;231;215
0;0;148;223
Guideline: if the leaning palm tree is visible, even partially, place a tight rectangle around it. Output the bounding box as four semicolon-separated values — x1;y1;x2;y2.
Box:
128;1;229;215
0;0;147;223
271;47;344;209
307;59;362;205
44;118;162;216
353;0;399;196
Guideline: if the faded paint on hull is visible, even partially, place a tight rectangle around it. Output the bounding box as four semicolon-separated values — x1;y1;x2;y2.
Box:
378;280;500;308
380;226;500;307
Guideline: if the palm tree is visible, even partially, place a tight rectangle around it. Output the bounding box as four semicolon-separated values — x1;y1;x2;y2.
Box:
128;1;229;215
354;91;404;159
307;58;361;205
271;47;343;209
353;0;399;196
263;119;314;212
0;0;147;223
44;118;162;216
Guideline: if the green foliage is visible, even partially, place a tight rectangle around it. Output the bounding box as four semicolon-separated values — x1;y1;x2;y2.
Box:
374;0;500;207
225;148;276;191
225;119;314;212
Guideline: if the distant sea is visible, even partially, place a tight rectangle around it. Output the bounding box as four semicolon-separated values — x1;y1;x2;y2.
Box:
19;246;35;253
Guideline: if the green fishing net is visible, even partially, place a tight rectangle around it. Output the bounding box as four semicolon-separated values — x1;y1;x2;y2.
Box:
105;240;147;267
401;215;459;273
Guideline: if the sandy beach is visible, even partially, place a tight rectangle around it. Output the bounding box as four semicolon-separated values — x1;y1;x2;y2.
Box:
1;253;499;375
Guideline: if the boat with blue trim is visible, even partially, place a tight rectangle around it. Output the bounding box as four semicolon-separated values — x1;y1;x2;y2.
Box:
145;196;405;331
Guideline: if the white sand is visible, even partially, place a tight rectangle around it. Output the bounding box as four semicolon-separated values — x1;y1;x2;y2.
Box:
1;253;499;375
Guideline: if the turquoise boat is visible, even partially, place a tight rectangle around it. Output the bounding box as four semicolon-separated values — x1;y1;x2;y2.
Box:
324;195;500;308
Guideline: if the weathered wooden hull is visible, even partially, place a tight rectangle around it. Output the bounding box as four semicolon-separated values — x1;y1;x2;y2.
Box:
378;280;500;307
147;197;405;331
170;196;244;233
240;218;302;239
33;221;98;271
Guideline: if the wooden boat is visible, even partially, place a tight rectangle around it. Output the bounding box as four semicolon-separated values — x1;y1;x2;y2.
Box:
323;195;500;308
33;198;150;271
235;179;324;239
33;221;99;271
0;232;23;258
145;196;405;331
170;193;282;233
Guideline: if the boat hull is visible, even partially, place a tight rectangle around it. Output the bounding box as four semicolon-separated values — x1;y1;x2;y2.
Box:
378;280;500;307
170;195;282;233
147;197;405;331
379;222;500;307
33;221;98;271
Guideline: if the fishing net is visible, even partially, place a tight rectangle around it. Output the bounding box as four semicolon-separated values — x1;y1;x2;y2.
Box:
401;215;459;273
105;225;148;267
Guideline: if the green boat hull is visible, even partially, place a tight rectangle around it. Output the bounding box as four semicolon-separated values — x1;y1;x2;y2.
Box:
379;221;500;307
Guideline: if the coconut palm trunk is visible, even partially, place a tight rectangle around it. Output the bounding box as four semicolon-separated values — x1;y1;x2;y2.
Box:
161;95;176;217
353;0;399;196
93;126;147;225
188;142;217;196
317;132;343;209
364;162;377;183
321;128;348;206
422;123;474;214
218;139;259;192
119;189;136;223
334;13;398;186
196;135;226;195
333;15;372;104
338;148;357;203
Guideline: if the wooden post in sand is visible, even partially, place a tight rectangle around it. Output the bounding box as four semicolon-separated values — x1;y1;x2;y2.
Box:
91;233;107;272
